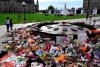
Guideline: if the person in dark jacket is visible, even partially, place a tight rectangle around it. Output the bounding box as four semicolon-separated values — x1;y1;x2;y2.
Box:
9;19;13;30
86;14;89;21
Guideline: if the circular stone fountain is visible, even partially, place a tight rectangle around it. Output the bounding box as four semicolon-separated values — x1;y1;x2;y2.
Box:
39;22;90;35
33;22;96;43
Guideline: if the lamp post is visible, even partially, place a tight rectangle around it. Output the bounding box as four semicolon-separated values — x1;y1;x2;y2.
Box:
87;0;91;16
22;1;26;22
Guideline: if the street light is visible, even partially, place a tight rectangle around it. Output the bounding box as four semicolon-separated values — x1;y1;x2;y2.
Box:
87;0;91;17
22;1;26;22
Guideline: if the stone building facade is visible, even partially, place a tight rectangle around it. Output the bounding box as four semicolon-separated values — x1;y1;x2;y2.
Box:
83;0;100;10
0;0;39;13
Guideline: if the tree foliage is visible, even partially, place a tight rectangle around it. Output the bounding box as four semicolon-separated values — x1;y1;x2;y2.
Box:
48;5;54;10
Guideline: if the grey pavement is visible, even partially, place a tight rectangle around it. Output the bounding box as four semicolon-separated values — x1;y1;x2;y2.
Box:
0;16;100;51
0;16;100;38
56;16;100;23
0;16;100;44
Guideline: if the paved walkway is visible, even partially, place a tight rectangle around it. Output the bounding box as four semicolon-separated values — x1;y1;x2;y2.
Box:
0;16;100;51
0;16;100;43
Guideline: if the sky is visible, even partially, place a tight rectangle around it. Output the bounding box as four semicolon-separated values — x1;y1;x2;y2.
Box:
35;0;83;10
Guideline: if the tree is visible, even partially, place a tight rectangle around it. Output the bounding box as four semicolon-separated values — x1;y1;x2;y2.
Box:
48;5;54;11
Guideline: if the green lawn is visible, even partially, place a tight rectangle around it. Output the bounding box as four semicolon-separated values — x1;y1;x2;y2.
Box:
0;13;87;25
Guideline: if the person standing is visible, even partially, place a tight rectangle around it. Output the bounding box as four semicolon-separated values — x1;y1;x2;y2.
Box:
18;13;20;23
86;14;89;21
9;19;13;30
93;20;96;27
5;17;10;32
18;13;20;20
89;15;92;21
